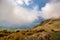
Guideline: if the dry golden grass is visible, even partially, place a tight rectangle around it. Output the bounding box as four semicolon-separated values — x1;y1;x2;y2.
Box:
0;19;60;40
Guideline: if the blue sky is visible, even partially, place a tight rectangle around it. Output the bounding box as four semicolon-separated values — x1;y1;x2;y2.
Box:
16;0;48;10
0;0;60;29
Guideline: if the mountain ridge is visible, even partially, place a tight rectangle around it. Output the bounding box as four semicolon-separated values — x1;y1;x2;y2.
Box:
0;19;60;40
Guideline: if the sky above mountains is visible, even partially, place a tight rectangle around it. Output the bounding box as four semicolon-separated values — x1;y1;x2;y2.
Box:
0;0;60;28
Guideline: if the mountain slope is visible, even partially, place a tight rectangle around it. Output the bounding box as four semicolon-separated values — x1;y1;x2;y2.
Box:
32;19;60;32
0;19;60;40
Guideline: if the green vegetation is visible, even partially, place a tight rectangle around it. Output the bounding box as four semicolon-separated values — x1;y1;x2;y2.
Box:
51;32;60;40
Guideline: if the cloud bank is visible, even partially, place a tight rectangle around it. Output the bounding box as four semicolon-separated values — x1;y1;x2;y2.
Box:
41;0;60;19
0;0;60;28
0;0;42;27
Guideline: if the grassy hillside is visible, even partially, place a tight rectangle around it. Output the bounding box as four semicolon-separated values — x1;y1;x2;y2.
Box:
0;19;60;40
32;19;60;32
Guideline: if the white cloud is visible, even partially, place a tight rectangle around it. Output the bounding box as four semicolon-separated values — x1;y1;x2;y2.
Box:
0;0;40;26
41;0;60;19
15;0;24;5
24;0;33;5
15;0;33;5
13;6;39;24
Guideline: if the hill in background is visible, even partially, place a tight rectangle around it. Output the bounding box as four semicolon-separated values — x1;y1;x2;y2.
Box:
0;19;60;40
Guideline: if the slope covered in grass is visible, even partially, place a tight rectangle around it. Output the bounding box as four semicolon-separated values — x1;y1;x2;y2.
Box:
0;19;60;40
